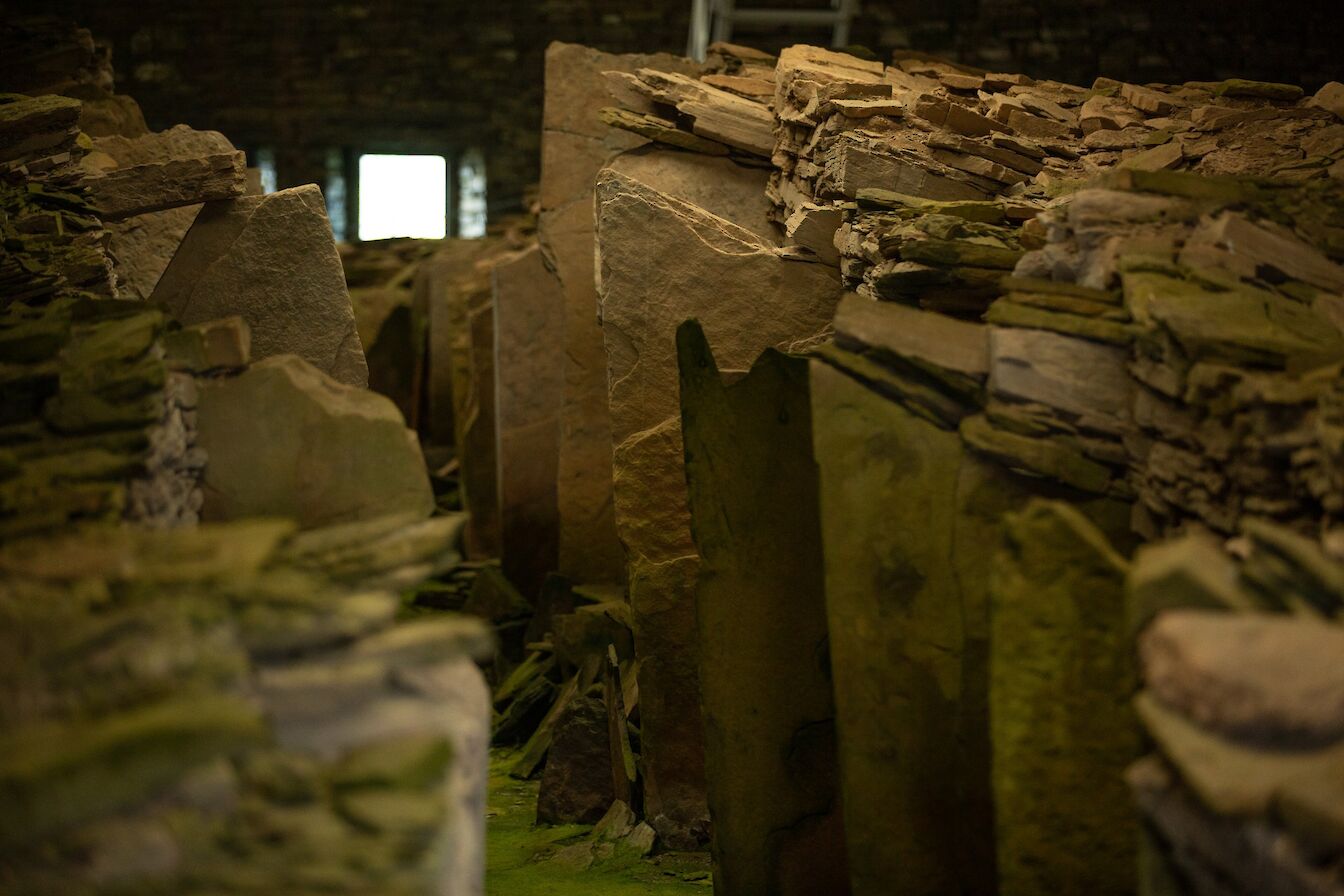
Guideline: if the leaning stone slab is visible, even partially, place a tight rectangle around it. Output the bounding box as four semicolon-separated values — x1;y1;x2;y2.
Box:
595;167;840;846
153;185;368;386
108;203;201;300
81;124;246;220
679;322;847;895
196;354;431;528
990;499;1138;896
493;245;563;598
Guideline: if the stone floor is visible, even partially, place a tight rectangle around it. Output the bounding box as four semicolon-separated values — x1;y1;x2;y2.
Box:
485;749;713;895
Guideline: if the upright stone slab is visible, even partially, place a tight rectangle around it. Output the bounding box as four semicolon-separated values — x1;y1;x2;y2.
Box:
990;499;1139;896
413;240;499;447
197;354;432;528
538;42;699;585
493;245;563;597
595;169;840;846
679;322;847;896
461;287;501;558
810;356;1135;896
153;184;368;386
809;359;1003;896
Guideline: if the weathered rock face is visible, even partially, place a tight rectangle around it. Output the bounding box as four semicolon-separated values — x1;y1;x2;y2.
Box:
990;499;1138;896
678;323;847;895
536;696;614;825
153;185;369;387
493;245;564;600
197;354;433;528
538;42;699;586
595;167;840;847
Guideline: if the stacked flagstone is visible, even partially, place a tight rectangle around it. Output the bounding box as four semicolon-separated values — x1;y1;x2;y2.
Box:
1128;523;1344;895
590;39;1344;894
0;519;492;896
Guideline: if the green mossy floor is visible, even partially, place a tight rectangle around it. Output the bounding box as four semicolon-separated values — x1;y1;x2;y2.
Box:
486;749;712;895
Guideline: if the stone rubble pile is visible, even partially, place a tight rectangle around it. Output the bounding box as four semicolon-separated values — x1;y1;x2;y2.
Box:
0;519;492;896
1128;523;1344;895
3;22;495;895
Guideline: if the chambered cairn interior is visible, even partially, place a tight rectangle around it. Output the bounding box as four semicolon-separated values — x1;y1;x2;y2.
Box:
2;1;1344;894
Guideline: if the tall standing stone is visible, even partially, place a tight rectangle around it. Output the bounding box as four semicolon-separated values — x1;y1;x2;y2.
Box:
493;245;564;599
595;168;840;846
462;285;501;558
538;42;699;586
152;184;368;386
679;322;847;895
810;356;1135;896
990;499;1139;896
809;359;1004;896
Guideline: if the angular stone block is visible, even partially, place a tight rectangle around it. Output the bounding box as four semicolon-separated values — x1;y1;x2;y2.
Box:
153;185;368;386
679;322;848;895
596;168;840;846
493;246;564;598
197;354;431;528
990;499;1138;896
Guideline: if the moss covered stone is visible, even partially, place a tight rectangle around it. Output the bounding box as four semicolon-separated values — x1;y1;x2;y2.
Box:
990;499;1139;896
678;323;847;895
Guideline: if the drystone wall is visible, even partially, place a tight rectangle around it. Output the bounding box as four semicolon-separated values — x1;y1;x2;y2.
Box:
2;40;495;895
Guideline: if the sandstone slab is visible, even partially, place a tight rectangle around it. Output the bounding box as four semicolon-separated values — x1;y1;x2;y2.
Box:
595;168;840;845
679;323;847;895
197;355;431;528
493;245;564;599
539;42;699;585
153;185;368;386
810;357;1133;896
991;499;1138;896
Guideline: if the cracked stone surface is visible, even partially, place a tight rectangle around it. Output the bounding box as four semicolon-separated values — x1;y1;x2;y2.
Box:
153;184;368;386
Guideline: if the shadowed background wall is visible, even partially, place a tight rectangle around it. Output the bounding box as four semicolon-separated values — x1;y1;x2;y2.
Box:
4;0;1339;220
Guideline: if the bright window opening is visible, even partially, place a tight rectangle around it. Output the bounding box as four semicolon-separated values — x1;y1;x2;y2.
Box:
357;154;447;241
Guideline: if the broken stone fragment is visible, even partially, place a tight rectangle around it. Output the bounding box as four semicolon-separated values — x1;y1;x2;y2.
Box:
163;316;250;372
153;185;368;386
196;354;432;528
1130;539;1256;634
536;696;614;825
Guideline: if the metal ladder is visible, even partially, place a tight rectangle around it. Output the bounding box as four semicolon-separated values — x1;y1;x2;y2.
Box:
686;0;860;61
